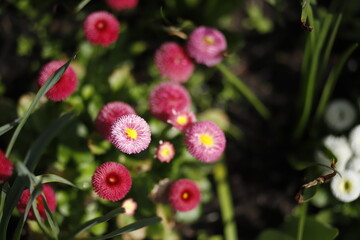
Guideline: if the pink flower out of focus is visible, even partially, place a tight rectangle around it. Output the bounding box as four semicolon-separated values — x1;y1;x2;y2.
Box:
167;110;196;131
154;42;194;83
121;198;138;215
96;101;136;141
185;121;226;163
187;26;227;66
17;184;57;220
169;179;201;212
83;11;120;47
92;162;132;201
111;114;151;154
105;0;139;11
37;61;78;101
156;141;175;163
149;82;191;122
0;150;13;184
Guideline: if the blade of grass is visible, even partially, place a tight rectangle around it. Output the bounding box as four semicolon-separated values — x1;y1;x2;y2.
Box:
37;174;78;188
0;118;21;137
216;63;270;120
43;195;59;239
297;202;308;240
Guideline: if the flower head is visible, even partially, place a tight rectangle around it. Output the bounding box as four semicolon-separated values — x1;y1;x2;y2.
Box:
346;157;360;173
83;11;120;47
105;0;139;11
325;99;356;132
111;114;151;154
156;141;175;163
149;82;191;122
167;110;196;131
349;124;360;156
331;170;360;202
169;179;201;212
37;61;78;101
96;101;136;141
185;121;226;163
187;26;227;66
92;162;132;201
121;198;138;216
16;184;57;220
154;42;194;83
0;150;13;184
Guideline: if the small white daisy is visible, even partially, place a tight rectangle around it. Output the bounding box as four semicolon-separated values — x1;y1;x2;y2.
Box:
346;157;360;173
331;170;360;202
324;99;356;132
349;125;360;156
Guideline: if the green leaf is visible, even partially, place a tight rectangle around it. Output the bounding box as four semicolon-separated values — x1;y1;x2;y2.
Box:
318;144;337;164
300;186;318;203
257;229;295;240
37;174;78;188
0;118;20;136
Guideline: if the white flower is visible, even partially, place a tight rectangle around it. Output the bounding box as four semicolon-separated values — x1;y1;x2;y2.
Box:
346;157;360;173
349;125;360;156
331;170;360;202
324;99;356;132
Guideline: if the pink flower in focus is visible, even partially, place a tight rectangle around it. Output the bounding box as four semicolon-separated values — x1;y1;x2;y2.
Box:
149;82;191;122
185;121;226;163
96;101;136;141
121;198;138;215
167;110;196;131
92;162;132;201
105;0;139;11
187;26;227;66
0;150;13;184
154;42;194;83
17;184;57;220
156;141;175;163
37;61;78;101
83;11;120;47
111;114;151;154
169;179;201;212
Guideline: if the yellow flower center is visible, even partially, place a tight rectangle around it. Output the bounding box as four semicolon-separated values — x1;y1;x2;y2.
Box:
176;115;188;125
340;179;353;194
108;176;118;184
200;134;214;146
182;192;189;200
125;128;138;139
96;21;105;30
161;147;170;157
203;36;215;45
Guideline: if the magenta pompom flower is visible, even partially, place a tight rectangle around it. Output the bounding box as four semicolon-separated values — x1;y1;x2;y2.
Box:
37;61;78;101
185;121;226;163
16;184;57;220
0;150;13;184
96;101;136;141
169;179;201;212
156;141;175;163
149;82;191;122
187;26;227;66
92;162;132;201
105;0;139;11
167;110;196;131
154;42;194;83
83;11;120;47
111;114;151;154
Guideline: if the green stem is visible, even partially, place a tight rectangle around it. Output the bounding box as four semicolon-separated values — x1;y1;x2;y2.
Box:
216;63;270;120
297;203;308;240
214;163;238;240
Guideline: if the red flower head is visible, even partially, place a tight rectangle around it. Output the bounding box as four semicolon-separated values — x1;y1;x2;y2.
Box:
92;162;132;201
37;61;78;101
156;141;175;163
187;26;227;66
169;179;201;212
149;82;191;122
105;0;139;11
0;150;13;184
83;11;120;47
167;110;196;131
154;42;194;83
185;121;226;163
16;184;57;220
96;101;136;141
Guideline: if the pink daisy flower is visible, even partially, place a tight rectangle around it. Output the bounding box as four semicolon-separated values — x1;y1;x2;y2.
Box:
185;121;226;163
169;179;201;212
149;82;191;122
83;11;120;47
111;114;151;154
37;61;78;101
121;198;138;216
105;0;139;11
92;162;132;201
187;26;227;66
156;141;175;163
154;42;194;83
16;184;57;220
96;101;136;141
167;110;196;131
0;150;13;184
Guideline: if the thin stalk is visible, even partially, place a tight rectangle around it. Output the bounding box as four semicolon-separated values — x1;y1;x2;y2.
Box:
216;63;270;120
297;202;308;240
214;163;238;240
